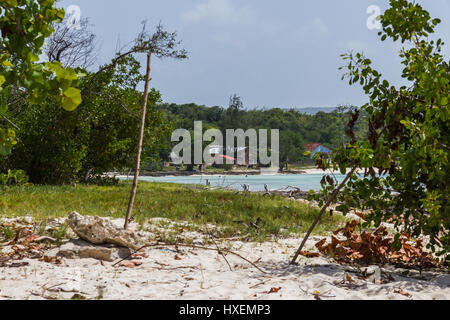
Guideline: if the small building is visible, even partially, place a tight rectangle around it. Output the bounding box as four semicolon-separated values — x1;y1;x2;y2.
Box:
304;143;332;160
206;145;252;167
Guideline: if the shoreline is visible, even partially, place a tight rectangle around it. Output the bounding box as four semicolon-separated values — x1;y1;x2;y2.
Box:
114;168;358;178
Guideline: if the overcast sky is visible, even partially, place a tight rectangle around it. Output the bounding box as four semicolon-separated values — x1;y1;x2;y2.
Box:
58;0;450;109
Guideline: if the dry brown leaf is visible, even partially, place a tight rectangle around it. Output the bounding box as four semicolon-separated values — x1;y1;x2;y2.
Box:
315;238;328;253
394;289;412;298
354;211;367;221
120;261;136;268
25;234;40;242
314;220;439;268
299;251;321;258
345;273;355;283
39;256;62;265
267;287;282;294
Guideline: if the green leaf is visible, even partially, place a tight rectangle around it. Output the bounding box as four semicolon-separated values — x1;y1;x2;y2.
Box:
440;96;448;106
28;52;40;62
0;102;7;115
2;60;13;67
432;18;441;25
0;144;12;157
62;87;82;111
0;75;5;87
3;0;18;7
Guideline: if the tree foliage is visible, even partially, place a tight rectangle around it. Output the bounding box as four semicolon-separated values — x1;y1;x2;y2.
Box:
0;0;82;155
314;0;449;259
1;55;169;184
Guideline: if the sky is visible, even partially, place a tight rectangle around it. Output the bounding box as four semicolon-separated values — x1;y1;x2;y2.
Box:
58;0;450;110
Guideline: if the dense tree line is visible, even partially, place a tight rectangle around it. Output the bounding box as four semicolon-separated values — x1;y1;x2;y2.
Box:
156;99;368;169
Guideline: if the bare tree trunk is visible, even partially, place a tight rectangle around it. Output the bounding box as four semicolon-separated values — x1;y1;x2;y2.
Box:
83;168;94;183
290;167;356;264
124;51;152;230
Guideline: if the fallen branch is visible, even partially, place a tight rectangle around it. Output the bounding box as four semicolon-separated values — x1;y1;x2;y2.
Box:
207;230;233;272
152;264;199;271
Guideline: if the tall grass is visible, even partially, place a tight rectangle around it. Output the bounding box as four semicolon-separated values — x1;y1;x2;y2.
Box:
0;182;345;240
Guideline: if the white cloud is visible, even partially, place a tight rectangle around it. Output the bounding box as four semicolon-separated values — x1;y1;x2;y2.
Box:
297;17;329;41
181;0;255;25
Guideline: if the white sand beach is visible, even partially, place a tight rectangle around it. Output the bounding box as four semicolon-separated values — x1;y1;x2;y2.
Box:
0;217;448;300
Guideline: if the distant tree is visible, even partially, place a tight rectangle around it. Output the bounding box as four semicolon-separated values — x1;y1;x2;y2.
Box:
279;131;305;171
229;94;243;112
222;94;244;129
205;106;224;123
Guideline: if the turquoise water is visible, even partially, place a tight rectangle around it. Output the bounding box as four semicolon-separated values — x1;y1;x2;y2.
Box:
131;173;348;192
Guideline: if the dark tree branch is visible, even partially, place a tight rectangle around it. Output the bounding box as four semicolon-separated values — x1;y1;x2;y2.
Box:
44;17;98;69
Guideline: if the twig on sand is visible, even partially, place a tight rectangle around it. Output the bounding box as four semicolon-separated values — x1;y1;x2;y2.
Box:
207;230;233;272
250;279;272;289
112;242;267;274
44;282;66;291
152;264;199;271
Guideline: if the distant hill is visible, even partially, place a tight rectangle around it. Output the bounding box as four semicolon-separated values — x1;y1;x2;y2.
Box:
287;107;337;115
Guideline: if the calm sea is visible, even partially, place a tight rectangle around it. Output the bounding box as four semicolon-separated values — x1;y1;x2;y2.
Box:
129;173;349;192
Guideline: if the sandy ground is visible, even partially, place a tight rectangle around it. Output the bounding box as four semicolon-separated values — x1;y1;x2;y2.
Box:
0;217;448;300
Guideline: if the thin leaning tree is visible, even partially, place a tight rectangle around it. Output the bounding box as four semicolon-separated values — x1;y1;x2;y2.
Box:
124;23;187;230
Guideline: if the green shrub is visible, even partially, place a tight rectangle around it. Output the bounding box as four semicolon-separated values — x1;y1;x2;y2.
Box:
315;0;449;260
0;169;29;185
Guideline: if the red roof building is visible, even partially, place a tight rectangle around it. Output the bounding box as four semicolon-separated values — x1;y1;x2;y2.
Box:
304;143;323;152
304;143;332;159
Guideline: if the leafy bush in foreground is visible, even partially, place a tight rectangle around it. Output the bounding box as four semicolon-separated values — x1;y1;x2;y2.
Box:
313;0;449;260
